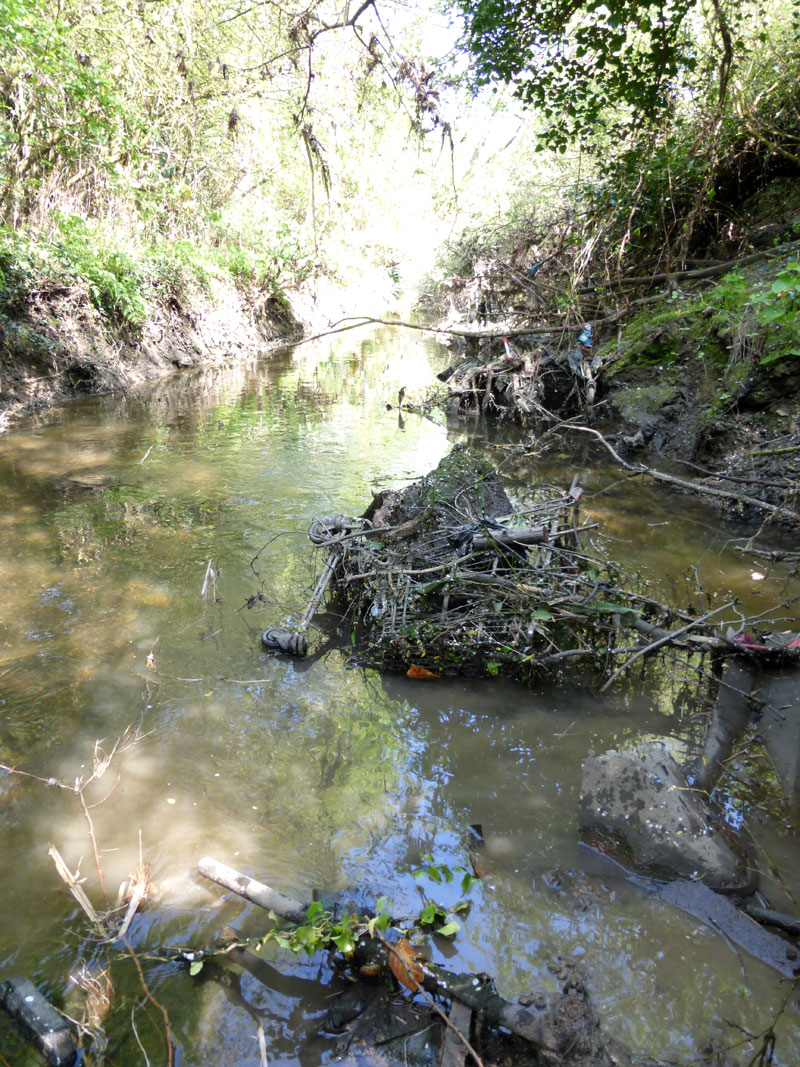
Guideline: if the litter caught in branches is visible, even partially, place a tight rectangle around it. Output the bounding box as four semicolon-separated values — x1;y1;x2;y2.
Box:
269;446;797;686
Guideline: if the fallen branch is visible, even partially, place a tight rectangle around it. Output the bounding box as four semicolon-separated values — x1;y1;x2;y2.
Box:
196;856;612;1063
293;314;583;346
630;614;728;650
578;240;800;293
566;425;800;525
598;602;735;694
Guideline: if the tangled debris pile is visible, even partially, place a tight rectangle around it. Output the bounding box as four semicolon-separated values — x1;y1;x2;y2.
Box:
267;446;795;684
439;339;546;420
437;333;599;423
303;447;642;683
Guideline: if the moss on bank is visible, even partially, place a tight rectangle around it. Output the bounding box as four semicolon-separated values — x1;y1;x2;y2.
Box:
599;249;800;435
589;249;800;523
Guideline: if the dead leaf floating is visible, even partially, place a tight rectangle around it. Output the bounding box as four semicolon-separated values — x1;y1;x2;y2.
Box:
406;665;440;679
389;937;425;990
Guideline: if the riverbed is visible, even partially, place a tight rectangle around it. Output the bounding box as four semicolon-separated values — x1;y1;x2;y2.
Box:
1;326;799;1064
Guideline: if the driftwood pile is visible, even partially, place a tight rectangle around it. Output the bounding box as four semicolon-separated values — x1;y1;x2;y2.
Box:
438;340;548;420
437;335;598;422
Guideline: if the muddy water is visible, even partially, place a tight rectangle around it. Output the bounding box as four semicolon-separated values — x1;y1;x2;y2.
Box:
1;327;799;1065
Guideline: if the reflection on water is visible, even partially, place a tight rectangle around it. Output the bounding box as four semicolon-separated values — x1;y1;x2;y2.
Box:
0;327;799;1064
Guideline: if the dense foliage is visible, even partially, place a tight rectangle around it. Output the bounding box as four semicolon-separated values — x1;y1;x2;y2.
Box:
453;0;698;149
451;1;800;149
428;0;800;287
0;0;457;322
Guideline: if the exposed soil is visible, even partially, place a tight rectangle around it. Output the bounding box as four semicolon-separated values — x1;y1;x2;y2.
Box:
594;320;800;530
430;269;800;533
0;271;379;426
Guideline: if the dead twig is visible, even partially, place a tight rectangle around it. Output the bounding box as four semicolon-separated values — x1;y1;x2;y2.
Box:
123;934;175;1067
566;424;800;524
48;845;110;938
599;602;735;693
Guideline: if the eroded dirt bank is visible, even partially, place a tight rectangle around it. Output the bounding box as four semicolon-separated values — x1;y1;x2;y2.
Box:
0;273;370;425
429;246;800;534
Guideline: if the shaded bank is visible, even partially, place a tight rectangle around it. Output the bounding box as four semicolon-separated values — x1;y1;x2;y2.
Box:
0;271;402;425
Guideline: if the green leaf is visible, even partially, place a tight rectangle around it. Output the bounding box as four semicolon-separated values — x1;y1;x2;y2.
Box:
760;349;799;365
189;960;204;976
436;920;460;938
530;607;552;621
580;600;643;615
419;901;437;925
461;872;482;893
333;931;355;955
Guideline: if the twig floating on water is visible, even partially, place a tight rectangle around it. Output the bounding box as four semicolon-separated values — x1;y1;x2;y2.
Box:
201;560;217;602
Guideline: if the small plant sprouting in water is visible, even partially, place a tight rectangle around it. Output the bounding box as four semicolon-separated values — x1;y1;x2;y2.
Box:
185;855;484;978
187;895;394;976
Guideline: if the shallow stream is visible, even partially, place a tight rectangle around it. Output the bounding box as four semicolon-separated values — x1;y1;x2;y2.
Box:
1;327;799;1064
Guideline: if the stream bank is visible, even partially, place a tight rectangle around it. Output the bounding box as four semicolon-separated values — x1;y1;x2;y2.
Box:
0;267;399;425
429;244;800;533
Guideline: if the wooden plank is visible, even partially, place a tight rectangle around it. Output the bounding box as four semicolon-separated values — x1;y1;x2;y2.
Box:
441;998;472;1067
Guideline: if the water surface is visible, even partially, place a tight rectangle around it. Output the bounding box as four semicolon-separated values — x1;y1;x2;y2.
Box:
1;327;799;1064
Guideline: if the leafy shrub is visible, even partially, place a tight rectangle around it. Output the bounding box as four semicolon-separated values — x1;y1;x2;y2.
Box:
753;260;800;363
53;215;149;327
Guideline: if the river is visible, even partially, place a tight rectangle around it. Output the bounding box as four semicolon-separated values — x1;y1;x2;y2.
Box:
1;326;798;1064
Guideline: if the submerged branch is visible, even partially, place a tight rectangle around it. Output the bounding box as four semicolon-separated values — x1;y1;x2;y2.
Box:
197;855;613;1064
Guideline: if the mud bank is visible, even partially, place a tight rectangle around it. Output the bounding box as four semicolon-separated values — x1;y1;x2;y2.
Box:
0;271;375;425
430;246;800;532
594;288;800;529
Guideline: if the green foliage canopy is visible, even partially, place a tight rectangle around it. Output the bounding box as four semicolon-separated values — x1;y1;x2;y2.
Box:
452;0;707;148
0;0;126;216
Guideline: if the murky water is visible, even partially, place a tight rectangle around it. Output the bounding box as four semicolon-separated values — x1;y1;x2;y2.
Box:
1;327;799;1065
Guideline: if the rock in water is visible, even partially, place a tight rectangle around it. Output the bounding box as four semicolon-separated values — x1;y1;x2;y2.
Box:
579;744;749;890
